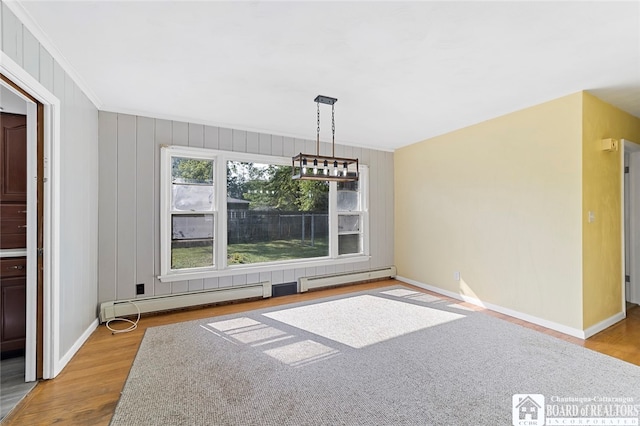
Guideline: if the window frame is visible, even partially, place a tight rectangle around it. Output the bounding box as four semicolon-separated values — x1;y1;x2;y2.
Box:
335;178;368;257
160;146;219;277
159;146;370;282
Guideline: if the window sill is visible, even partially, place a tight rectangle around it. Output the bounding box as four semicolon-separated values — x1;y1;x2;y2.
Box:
158;255;371;283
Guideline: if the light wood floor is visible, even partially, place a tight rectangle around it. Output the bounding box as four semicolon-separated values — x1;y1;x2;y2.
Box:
3;279;640;425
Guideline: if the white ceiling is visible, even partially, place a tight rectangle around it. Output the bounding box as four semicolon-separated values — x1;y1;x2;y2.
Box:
15;1;640;151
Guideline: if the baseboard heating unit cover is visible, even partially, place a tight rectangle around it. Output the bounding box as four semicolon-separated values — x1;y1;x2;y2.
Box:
99;281;272;322
299;266;396;292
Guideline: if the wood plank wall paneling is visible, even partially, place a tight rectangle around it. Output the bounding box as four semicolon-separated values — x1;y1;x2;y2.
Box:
22;29;39;80
116;115;137;300
232;129;246;152
38;46;53;93
204;125;219;150
98;112;118;303
247;131;259;154
258;133;270;155
271;135;283;157
97;115;394;303
135;117;155;297
1;1;100;358
1;3;23;67
219;127;232;152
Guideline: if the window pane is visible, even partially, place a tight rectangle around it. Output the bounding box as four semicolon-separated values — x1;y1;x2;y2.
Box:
337;181;359;211
172;157;213;184
171;157;214;211
171;240;213;269
172;184;214;211
338;215;360;233
171;214;214;269
172;214;214;239
339;234;361;255
227;161;329;265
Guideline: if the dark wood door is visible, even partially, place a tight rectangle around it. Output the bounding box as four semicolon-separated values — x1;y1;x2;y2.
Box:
0;113;27;203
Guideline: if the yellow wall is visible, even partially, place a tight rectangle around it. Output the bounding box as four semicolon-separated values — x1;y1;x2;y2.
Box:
395;93;585;330
582;93;640;328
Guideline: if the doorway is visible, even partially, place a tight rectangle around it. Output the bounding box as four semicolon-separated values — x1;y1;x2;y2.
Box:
623;139;640;307
0;82;40;418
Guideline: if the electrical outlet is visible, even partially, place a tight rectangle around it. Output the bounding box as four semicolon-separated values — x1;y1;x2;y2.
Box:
136;283;145;295
454;271;461;281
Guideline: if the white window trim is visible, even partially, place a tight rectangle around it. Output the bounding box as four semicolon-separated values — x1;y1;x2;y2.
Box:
160;146;218;278
159;146;370;282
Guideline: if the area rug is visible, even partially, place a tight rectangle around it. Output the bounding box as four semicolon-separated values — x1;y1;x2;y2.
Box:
110;286;640;425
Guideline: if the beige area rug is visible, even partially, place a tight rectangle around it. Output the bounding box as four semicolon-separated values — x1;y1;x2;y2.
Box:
111;286;640;425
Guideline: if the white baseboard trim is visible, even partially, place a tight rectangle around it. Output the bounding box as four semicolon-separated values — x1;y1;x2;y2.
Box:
54;317;99;377
583;311;626;339
396;276;588;340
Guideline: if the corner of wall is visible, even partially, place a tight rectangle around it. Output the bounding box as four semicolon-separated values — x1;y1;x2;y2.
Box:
581;92;640;329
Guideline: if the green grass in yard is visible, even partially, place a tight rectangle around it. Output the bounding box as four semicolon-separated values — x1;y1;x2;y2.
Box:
171;238;329;269
228;238;328;264
172;245;213;269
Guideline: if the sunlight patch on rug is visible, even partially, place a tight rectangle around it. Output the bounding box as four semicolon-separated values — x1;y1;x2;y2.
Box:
263;294;466;348
263;340;340;367
206;317;292;347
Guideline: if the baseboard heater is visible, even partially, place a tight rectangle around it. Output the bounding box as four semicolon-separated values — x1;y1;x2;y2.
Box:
99;281;272;323
299;266;396;293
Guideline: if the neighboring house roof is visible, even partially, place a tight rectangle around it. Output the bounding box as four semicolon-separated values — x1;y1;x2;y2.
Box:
227;197;250;205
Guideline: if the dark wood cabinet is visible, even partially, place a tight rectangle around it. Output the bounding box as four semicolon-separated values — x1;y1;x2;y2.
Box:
0;204;27;249
0;113;28;356
1;257;26;354
1;113;27;250
0;113;28;203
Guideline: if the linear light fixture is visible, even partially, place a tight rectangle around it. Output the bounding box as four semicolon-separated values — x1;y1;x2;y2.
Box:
292;95;359;182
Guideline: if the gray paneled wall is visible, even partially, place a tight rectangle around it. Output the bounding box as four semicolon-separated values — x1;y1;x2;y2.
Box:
98;111;394;302
1;2;100;359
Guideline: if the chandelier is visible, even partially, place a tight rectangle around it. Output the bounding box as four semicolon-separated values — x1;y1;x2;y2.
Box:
292;95;359;182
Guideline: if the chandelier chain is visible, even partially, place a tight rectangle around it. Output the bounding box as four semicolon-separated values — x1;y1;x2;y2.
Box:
317;100;321;155
331;103;335;156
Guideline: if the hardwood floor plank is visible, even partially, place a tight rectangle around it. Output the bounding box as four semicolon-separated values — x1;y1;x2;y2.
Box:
3;280;639;425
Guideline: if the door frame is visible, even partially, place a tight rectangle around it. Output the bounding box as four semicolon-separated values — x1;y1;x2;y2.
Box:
1;51;60;380
1;81;39;381
623;139;640;308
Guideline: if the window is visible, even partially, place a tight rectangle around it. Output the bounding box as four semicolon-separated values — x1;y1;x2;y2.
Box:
160;147;368;281
227;160;329;265
337;181;364;255
161;149;217;274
